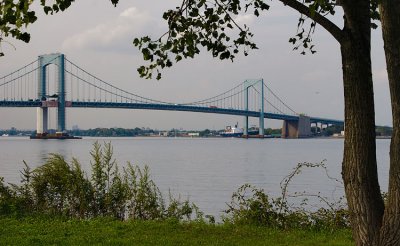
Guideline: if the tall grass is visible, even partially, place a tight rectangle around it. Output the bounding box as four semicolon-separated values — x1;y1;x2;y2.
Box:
0;142;200;221
0;143;350;232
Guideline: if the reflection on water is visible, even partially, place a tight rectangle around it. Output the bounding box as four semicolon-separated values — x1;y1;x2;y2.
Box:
0;137;390;217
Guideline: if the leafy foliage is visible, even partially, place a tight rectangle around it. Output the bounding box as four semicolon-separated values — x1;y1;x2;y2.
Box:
0;177;14;214
0;0;118;56
223;160;350;230
0;0;340;77
0;0;36;44
0;142;199;221
31;154;83;215
288;0;335;56
0;0;383;77
2;145;354;231
124;163;164;220
224;184;283;226
133;0;270;79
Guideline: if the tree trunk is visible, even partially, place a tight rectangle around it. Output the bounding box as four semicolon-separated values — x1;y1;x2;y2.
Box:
340;1;385;245
378;1;400;245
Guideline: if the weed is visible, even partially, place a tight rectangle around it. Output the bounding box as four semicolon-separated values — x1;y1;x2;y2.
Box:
0;142;199;222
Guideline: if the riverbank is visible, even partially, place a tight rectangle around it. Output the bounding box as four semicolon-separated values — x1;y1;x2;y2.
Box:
0;216;353;245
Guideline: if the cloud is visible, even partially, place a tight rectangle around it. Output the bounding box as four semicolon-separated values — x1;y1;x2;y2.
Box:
234;14;256;26
62;7;160;52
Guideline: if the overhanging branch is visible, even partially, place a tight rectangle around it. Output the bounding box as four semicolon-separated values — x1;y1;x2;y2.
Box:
279;0;343;42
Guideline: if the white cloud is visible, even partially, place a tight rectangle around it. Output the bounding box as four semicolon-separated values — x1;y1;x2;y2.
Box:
62;7;160;52
234;14;256;26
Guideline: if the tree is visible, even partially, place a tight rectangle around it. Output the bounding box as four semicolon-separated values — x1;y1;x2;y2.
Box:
0;0;392;245
377;1;400;245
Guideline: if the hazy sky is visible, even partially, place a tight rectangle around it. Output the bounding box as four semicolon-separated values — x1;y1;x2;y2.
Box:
0;1;391;130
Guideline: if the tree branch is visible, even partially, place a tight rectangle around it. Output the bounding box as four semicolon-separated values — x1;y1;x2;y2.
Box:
279;0;343;42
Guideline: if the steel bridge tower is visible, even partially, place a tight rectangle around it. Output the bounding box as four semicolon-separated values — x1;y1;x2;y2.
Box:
243;79;264;137
36;53;66;134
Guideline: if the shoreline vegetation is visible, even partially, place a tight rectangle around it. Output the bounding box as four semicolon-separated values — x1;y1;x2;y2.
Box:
0;142;354;244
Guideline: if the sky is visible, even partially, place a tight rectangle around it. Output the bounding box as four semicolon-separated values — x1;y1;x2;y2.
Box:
0;0;391;131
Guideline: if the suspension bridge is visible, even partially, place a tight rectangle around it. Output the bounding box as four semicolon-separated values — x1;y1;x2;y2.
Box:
0;53;343;138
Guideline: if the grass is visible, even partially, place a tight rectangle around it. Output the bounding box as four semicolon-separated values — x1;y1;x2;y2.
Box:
0;216;353;245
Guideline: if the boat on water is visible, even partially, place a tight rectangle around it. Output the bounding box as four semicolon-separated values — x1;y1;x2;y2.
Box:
220;124;262;138
220;124;244;137
247;126;260;136
30;132;82;140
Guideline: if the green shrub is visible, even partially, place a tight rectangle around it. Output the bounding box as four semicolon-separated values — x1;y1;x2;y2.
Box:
223;184;282;227
223;161;351;231
0;162;35;216
0;142;199;222
31;154;82;215
0;177;13;215
1;143;351;230
124;163;165;220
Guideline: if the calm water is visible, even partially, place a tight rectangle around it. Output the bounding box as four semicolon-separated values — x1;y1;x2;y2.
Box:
0;137;390;217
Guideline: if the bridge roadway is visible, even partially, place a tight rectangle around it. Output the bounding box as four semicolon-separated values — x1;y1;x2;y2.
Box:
0;100;343;126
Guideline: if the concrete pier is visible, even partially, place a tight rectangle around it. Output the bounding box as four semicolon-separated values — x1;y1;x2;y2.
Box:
282;115;312;138
36;107;48;134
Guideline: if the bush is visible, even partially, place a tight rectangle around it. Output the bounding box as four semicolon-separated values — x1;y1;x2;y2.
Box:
223;184;282;227
0;142;200;222
1;144;351;230
223;161;350;231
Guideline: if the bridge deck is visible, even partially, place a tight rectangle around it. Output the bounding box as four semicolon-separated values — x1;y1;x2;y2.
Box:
0;100;343;125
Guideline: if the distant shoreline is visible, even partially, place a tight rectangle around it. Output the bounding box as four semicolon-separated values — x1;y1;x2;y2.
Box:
0;135;392;139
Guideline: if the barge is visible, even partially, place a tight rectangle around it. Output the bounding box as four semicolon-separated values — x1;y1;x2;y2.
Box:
30;132;82;140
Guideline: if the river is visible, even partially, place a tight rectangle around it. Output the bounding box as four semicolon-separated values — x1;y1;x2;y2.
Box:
0;137;390;218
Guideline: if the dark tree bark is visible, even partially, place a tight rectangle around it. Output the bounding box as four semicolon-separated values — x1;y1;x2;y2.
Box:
378;1;400;245
339;1;385;245
285;1;385;244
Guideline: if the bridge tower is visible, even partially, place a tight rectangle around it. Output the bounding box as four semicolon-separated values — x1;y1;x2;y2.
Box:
281;115;312;138
37;53;66;133
243;79;264;137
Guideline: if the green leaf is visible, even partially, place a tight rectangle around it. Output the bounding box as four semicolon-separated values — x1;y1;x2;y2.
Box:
175;55;182;62
254;9;259;17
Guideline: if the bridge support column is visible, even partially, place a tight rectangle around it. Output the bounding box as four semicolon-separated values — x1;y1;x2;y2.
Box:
36;107;48;134
259;79;264;137
259;116;264;136
57;54;66;132
243;80;249;138
38;53;66;133
282;115;312;138
244;116;249;137
243;79;265;138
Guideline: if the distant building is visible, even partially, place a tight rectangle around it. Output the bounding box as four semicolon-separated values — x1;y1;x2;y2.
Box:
159;131;169;137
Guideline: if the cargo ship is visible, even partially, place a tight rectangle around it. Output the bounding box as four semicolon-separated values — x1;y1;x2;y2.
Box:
220;124;261;138
30;132;82;140
220;124;244;137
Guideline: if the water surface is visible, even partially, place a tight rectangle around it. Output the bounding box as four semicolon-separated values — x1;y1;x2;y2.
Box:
0;137;390;217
